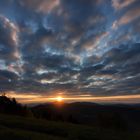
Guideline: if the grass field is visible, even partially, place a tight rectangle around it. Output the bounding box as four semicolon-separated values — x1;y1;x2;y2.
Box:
0;114;140;140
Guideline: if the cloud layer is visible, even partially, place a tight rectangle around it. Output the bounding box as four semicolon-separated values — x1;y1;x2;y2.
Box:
0;0;140;98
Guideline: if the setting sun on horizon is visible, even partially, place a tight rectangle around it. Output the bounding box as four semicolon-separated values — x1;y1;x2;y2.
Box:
55;96;63;102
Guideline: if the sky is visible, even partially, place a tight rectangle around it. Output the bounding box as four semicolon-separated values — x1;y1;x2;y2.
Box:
0;0;140;103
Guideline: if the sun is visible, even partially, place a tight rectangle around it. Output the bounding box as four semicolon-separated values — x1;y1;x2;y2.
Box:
56;96;63;102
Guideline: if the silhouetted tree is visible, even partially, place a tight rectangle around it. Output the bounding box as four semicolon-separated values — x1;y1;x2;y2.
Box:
0;94;33;117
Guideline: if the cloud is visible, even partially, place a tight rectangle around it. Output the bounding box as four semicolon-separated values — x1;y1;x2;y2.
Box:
112;0;136;10
19;0;60;13
76;43;140;95
0;69;19;92
112;6;140;29
0;15;19;63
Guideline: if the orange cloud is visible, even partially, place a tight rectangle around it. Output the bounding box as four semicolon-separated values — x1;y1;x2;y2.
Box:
37;0;60;13
112;7;140;29
112;0;136;10
20;0;60;13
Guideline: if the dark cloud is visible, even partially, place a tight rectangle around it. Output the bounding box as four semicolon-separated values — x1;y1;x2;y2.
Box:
0;70;19;92
0;15;19;62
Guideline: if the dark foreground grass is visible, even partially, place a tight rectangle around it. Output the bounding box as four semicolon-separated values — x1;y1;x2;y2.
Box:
0;114;140;140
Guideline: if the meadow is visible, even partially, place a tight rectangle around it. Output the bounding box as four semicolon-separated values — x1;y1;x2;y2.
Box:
0;113;140;140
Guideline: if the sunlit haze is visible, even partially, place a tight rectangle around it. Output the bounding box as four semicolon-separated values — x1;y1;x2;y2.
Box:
2;92;140;104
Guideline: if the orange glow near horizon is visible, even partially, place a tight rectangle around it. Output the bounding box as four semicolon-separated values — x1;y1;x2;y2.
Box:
3;92;140;104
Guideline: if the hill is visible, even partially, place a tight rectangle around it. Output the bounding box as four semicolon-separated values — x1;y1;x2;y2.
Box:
32;102;140;130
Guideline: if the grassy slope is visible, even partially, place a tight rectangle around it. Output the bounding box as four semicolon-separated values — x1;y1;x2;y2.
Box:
0;114;140;140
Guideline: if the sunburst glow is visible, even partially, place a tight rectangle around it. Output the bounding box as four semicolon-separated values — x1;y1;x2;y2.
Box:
56;96;63;102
